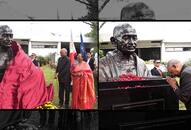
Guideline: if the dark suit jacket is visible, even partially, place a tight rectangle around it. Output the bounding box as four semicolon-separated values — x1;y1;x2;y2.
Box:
151;67;162;76
88;58;95;71
56;56;71;83
32;59;39;67
175;64;191;109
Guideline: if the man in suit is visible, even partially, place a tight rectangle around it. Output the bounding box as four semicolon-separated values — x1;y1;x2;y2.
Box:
87;52;95;71
166;59;191;110
151;59;163;77
31;53;40;67
55;48;71;108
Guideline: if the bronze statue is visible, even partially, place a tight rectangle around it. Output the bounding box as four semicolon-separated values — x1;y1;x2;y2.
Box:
0;25;14;81
99;23;150;82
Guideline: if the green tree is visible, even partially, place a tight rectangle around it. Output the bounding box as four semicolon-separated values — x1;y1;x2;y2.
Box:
84;21;98;42
83;21;98;53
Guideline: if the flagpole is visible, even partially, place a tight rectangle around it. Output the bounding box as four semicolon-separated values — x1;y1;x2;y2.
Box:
69;29;77;65
80;32;88;61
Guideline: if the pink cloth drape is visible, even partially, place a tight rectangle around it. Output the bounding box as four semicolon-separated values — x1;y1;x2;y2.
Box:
0;41;54;109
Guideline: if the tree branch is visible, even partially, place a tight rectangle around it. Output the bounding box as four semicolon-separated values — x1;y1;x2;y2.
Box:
75;0;92;7
99;0;110;13
99;22;106;30
83;21;93;26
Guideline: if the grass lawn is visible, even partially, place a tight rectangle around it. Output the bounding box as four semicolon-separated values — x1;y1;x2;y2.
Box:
41;65;98;109
41;65;59;106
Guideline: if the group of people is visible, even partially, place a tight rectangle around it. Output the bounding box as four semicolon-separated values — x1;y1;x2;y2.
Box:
55;48;96;109
99;23;191;110
0;24;96;110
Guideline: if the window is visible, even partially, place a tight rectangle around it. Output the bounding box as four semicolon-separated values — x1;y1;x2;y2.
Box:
183;47;191;51
31;43;57;48
165;47;183;52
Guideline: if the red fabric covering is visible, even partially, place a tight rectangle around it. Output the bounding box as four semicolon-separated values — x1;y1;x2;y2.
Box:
0;41;54;109
71;61;96;109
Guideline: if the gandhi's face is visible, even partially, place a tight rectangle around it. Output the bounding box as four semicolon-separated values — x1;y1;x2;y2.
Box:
118;34;137;54
0;34;13;46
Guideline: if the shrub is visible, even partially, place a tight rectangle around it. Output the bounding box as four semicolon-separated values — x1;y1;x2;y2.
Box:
37;56;46;66
99;50;104;58
185;58;191;66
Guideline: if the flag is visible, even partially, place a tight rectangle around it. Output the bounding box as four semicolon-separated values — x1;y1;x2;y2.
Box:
80;33;87;61
69;30;77;65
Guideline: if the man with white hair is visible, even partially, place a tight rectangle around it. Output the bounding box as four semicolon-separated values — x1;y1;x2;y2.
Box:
166;59;191;110
55;48;71;108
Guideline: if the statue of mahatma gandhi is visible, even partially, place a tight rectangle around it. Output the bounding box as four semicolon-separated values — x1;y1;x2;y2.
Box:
0;25;14;81
99;23;150;82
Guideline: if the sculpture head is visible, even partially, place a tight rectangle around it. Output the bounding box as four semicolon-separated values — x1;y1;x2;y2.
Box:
111;23;137;55
0;25;13;47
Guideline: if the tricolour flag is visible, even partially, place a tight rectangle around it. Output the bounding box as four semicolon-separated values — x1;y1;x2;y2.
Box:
69;30;77;65
80;33;87;61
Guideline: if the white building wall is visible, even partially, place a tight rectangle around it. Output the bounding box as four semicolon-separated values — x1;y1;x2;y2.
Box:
161;42;191;63
30;48;58;57
30;41;59;57
28;40;32;55
162;51;191;63
55;42;61;64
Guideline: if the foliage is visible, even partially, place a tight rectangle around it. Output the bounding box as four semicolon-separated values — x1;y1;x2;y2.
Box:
185;58;191;66
84;21;98;42
99;50;104;58
37;56;46;66
37;55;52;66
84;21;98;53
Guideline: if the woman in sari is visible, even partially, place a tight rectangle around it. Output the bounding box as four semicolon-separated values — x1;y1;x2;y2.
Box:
71;53;96;109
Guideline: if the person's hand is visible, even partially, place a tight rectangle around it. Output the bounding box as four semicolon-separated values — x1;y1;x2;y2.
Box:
166;77;178;90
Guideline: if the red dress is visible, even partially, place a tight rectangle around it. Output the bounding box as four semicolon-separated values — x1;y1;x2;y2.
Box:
0;42;54;109
71;61;96;109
